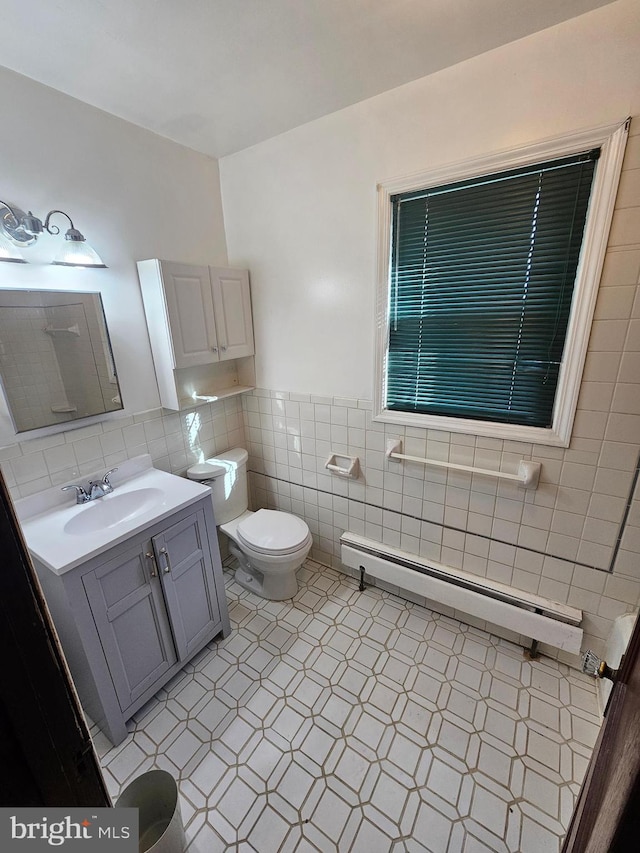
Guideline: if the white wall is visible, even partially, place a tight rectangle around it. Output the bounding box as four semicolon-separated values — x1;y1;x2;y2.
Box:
220;0;640;399
0;66;228;445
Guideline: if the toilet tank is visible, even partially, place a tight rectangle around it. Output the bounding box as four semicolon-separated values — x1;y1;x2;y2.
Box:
187;448;248;524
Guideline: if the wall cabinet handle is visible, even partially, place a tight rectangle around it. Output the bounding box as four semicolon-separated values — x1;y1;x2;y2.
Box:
145;551;158;578
159;546;172;574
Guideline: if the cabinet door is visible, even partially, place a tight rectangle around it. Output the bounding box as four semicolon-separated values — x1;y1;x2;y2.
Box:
210;267;254;360
83;541;177;712
162;262;219;368
153;508;222;661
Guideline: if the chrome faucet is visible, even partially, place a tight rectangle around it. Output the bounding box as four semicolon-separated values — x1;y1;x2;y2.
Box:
88;468;118;500
61;484;91;504
61;468;118;504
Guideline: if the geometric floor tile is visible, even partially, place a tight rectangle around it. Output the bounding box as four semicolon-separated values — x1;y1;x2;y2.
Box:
92;558;600;853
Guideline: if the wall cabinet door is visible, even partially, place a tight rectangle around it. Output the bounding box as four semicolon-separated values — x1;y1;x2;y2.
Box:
140;260;254;370
161;262;219;369
83;540;177;712
210;266;254;360
138;259;255;409
152;508;222;660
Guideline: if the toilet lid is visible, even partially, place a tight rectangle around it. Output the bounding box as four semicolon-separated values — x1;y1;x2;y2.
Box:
237;509;310;554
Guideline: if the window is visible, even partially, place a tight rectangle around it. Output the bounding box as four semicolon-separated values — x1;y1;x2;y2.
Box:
388;152;597;428
375;122;629;446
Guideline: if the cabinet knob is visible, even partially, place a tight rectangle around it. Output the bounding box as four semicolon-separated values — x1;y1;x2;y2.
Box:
211;346;218;352
159;546;172;574
145;551;158;578
220;345;227;352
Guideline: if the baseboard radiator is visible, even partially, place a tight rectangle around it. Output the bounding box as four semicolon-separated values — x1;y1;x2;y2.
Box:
340;532;583;656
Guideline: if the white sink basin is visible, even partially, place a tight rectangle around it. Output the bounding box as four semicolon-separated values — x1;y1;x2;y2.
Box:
63;488;165;535
16;454;212;575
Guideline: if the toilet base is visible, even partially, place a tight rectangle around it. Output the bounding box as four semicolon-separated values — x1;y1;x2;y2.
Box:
234;564;264;596
230;544;299;600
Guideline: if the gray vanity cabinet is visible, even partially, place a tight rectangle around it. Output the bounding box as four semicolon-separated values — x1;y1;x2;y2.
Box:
152;509;222;660
82;538;178;712
33;496;230;747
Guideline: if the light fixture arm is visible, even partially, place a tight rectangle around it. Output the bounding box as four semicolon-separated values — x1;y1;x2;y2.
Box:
43;209;76;237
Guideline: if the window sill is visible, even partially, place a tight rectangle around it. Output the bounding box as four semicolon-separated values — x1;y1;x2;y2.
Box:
374;407;569;447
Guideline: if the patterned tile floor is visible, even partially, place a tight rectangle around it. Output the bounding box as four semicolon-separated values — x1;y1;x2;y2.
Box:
92;559;601;852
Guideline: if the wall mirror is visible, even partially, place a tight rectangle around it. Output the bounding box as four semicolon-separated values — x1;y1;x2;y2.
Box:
0;289;123;433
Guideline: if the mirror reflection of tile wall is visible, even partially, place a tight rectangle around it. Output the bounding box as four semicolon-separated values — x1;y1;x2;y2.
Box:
0;290;123;433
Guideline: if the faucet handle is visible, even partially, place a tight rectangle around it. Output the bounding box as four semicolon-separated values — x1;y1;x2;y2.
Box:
61;484;89;504
102;467;118;487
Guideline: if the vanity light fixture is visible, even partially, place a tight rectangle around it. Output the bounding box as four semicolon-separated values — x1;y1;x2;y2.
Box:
0;200;107;268
0;227;26;263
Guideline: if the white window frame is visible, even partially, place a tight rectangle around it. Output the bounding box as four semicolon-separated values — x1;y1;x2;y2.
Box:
374;120;629;447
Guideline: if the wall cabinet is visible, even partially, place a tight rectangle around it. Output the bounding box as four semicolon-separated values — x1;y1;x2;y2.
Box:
33;496;230;746
137;259;255;410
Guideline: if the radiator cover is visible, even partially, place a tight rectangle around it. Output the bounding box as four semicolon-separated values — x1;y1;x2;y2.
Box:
340;532;583;655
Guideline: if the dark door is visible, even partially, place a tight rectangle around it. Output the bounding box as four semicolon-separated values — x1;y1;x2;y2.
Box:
562;611;640;851
0;471;109;806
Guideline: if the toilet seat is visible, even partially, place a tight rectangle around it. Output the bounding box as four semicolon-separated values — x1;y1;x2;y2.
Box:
237;509;311;556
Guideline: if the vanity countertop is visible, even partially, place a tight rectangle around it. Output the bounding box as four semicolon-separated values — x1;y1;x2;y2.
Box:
16;454;211;575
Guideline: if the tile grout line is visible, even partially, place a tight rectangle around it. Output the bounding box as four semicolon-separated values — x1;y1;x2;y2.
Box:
249;468;615;575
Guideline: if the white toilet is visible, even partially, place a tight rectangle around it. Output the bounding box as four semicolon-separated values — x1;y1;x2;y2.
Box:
187;448;312;600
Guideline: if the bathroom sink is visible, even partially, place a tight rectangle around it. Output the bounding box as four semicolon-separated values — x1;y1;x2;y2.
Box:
63;488;165;535
15;454;214;575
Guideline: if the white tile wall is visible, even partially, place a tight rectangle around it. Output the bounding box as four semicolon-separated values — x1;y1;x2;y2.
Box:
0;396;245;498
242;387;640;663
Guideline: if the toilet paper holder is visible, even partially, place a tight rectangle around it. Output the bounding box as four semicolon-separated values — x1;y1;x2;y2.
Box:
325;453;360;479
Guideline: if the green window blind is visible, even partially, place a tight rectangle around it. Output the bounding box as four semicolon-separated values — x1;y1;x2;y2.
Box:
387;151;598;428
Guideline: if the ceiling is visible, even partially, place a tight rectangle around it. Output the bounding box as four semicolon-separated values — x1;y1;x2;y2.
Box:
0;0;616;158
